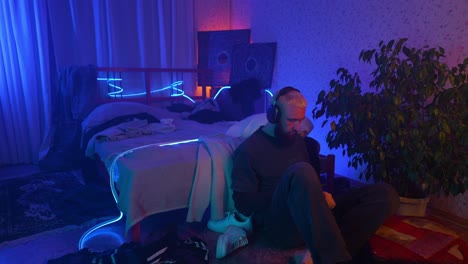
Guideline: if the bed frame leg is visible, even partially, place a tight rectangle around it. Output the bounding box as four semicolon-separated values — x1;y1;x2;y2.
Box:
128;222;141;242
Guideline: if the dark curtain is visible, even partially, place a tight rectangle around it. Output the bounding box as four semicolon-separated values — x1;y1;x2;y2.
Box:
0;0;195;166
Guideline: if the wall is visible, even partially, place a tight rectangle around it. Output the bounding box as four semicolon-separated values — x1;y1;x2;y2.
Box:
193;0;468;219
230;0;467;178
194;0;231;31
225;0;468;219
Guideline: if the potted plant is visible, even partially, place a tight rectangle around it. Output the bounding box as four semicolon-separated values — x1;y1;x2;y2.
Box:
312;38;467;216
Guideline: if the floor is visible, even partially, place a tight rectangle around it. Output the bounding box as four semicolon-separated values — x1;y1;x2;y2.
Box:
0;164;123;264
1;164;467;264
0;164;299;264
348;178;468;245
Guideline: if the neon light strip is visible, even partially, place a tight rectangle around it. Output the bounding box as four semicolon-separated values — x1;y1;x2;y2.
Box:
98;78;195;103
107;81;183;98
78;212;123;250
213;86;231;99
78;138;199;250
79;86;274;249
97;78;122;81
213;87;273;100
159;138;198;146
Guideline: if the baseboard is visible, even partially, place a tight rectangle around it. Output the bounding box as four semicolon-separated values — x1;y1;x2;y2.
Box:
335;176;468;230
427;206;468;229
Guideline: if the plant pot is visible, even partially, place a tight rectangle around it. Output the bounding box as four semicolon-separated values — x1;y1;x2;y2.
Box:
397;196;430;217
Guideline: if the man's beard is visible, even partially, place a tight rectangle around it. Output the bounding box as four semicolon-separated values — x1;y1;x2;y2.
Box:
274;124;297;146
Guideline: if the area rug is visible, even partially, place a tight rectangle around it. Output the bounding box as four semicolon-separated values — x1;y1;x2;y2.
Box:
370;215;468;263
0;170;120;243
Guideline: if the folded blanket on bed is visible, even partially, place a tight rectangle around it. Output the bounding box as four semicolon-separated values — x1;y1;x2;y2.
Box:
96;121;175;141
85;119;176;157
186;135;243;222
81;112;160;151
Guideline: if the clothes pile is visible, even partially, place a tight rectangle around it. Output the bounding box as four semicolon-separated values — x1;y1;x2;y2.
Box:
48;233;208;264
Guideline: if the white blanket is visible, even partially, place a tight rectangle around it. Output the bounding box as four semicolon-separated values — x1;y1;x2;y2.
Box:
85;119;175;157
186;135;243;222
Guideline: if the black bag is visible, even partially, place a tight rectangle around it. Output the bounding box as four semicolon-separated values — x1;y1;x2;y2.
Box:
48;233;209;264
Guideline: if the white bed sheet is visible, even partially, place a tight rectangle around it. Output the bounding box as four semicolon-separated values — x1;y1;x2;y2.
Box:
91;118;236;232
92;119;234;168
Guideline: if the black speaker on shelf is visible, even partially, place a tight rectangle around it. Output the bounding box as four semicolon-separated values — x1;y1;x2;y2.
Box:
229;42;277;89
198;29;251;86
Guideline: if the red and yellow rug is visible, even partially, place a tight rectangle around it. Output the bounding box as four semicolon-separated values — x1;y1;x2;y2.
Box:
370;215;467;263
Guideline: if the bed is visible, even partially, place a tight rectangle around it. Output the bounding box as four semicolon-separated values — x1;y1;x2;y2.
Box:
81;67;335;242
82;103;238;237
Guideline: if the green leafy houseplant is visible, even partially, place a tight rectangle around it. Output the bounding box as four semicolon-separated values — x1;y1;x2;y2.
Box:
312;38;468;198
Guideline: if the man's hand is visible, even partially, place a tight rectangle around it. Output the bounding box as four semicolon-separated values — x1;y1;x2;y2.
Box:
323;191;336;209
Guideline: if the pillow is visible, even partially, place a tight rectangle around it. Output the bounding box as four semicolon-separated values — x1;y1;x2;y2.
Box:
81;102;162;132
225;113;268;138
225;114;314;139
299;117;314;137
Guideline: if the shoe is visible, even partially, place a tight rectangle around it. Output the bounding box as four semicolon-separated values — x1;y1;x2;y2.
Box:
207;211;253;234
216;226;249;258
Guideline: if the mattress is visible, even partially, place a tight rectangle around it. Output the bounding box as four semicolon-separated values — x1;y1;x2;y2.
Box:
91;118;236;232
92;118;234;170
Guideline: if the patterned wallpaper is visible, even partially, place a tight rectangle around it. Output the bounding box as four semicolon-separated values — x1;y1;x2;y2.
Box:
194;0;231;31
226;0;468;218
194;0;467;219
230;0;467;174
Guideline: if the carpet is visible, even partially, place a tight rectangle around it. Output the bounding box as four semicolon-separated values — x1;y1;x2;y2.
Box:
370;215;468;263
0;170;120;243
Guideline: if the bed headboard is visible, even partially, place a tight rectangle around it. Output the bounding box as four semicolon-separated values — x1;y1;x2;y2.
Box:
95;67;271;120
96;67;210;105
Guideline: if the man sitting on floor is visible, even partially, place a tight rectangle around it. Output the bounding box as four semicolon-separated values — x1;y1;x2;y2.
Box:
210;86;399;263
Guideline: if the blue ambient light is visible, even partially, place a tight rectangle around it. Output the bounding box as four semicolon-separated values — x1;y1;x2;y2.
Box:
78;212;124;250
78;87;273;249
78;138;199;250
212;86;231;99
213;86;273;100
158;138;199;146
83;228;125;247
98;78;196;103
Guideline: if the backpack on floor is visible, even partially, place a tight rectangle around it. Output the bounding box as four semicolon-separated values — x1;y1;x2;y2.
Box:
47;233;209;264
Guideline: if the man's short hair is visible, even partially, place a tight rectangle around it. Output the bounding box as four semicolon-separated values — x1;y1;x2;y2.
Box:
275;87;307;109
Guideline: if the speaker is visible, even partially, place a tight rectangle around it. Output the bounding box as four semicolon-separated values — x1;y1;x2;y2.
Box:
266;86;301;123
229;42;277;89
197;29;251;86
